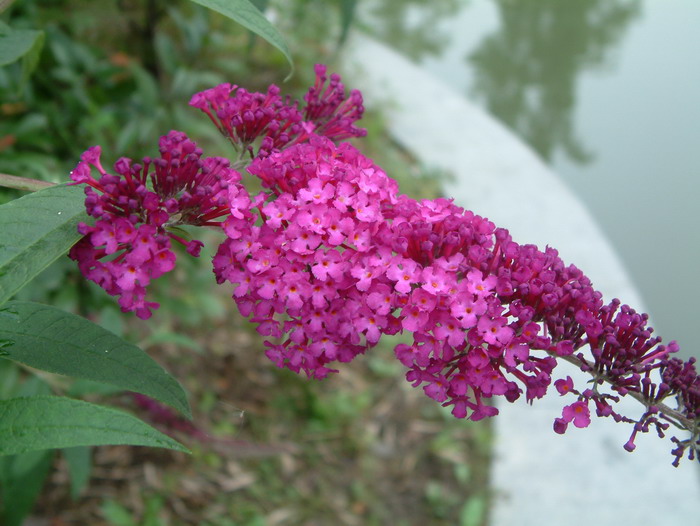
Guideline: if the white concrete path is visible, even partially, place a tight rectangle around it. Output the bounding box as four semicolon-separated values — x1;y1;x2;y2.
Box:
342;35;700;525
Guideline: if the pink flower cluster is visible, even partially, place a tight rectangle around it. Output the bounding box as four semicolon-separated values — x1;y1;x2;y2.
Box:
365;197;600;423
213;136;400;378
189;64;366;159
69;131;248;319
386;198;546;420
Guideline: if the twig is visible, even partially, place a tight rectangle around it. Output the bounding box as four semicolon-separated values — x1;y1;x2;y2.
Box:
555;352;695;431
0;173;56;192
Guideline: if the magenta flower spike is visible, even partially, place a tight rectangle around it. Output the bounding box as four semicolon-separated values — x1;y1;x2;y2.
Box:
67;64;699;465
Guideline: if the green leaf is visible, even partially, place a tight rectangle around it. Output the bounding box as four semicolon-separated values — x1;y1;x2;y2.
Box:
101;500;138;526
0;184;87;307
143;495;166;526
67;378;125;398
459;495;486;526
20;29;45;87
143;330;204;353
0;26;44;67
0;396;190;455
0;449;54;526
0;360;19;399
188;0;293;78
249;0;268;10
338;0;357;46
16;374;51;397
0;301;191;418
63;446;91;499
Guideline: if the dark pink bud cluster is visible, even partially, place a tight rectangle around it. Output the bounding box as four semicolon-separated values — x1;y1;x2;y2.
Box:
303;64;367;141
189;83;306;158
69;131;251;319
213;136;400;378
189;65;366;159
661;357;699;464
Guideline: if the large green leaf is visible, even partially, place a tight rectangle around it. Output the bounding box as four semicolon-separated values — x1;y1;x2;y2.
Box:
189;0;293;78
0;449;53;526
0;184;87;306
0;396;189;455
0;301;191;418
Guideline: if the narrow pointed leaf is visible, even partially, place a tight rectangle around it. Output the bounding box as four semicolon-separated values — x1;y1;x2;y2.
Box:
0;396;189;455
20;29;45;86
188;0;293;77
0;184;86;306
63;446;92;499
0;301;191;418
338;0;357;46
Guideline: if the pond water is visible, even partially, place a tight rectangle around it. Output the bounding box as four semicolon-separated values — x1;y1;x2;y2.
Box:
360;0;699;360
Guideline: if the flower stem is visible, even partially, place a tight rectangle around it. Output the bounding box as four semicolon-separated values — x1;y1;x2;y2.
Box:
0;173;56;192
